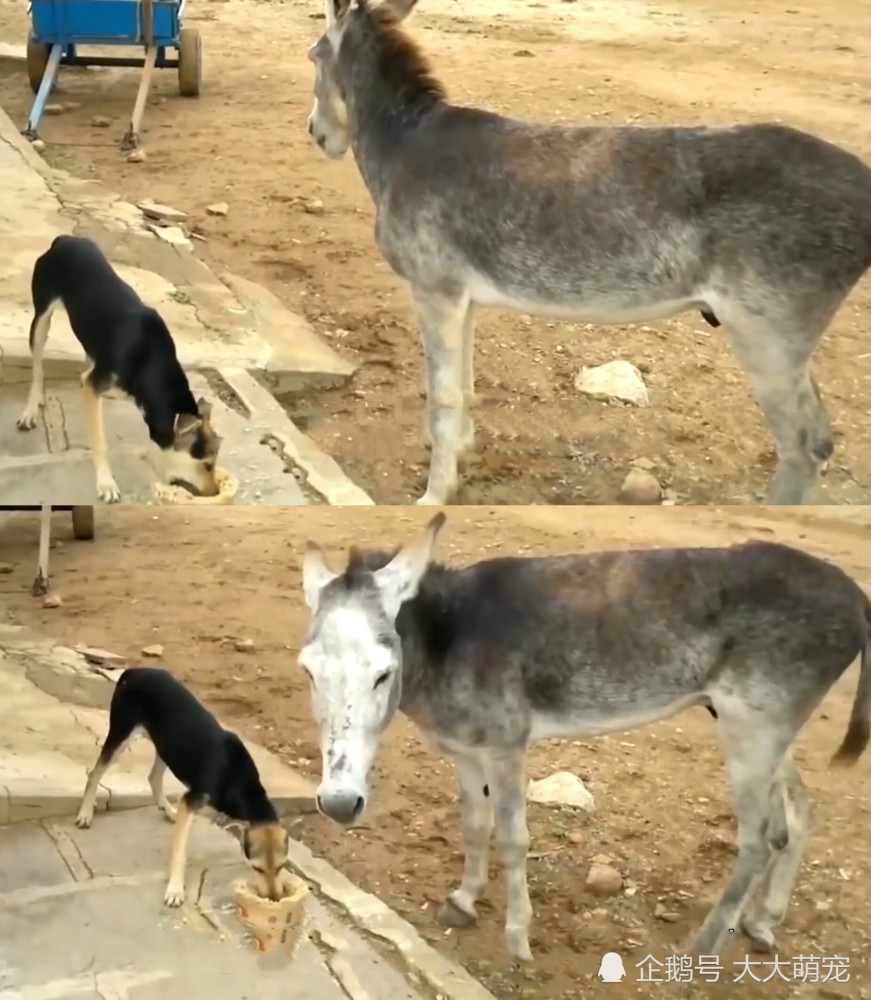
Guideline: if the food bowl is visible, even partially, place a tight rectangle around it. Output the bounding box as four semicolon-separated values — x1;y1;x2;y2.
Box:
152;466;239;505
232;871;309;957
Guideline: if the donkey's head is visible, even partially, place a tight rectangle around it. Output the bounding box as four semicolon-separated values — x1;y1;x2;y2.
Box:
307;0;422;159
299;512;446;825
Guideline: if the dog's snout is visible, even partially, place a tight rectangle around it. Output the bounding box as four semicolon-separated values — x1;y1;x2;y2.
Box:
317;789;365;825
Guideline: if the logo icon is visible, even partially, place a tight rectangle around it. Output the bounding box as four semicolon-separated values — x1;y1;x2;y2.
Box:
598;952;627;983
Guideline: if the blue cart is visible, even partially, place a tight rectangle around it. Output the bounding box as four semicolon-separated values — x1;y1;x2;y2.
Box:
25;0;202;150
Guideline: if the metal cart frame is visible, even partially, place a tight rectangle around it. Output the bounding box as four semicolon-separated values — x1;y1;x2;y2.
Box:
24;0;202;150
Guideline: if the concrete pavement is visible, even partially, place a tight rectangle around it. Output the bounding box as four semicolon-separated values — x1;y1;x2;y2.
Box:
0;105;371;506
0;623;498;1000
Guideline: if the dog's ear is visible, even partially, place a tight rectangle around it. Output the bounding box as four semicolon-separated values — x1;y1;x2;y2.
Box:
196;397;213;423
174;412;202;438
211;812;248;844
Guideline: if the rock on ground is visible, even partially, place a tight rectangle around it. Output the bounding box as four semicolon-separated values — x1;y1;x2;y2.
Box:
574;360;649;406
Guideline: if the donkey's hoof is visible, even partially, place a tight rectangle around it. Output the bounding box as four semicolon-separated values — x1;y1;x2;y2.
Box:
740;919;776;953
506;928;534;962
437;897;477;928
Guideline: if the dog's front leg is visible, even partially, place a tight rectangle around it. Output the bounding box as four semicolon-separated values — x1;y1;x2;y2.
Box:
81;370;121;503
164;793;200;906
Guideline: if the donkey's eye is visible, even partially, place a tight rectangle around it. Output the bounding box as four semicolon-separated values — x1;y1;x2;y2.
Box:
373;671;391;690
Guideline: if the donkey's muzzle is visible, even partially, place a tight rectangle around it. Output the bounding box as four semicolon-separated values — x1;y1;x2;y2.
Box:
317;789;365;825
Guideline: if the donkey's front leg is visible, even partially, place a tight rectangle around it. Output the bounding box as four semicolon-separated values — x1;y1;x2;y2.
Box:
412;289;469;506
488;749;533;962
438;752;493;928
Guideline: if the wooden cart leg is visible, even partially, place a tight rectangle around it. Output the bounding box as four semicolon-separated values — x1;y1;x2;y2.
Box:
24;43;63;139
121;45;158;151
31;504;52;597
71;506;95;541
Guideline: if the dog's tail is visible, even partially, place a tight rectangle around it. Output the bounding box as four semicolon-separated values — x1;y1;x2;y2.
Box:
831;591;871;766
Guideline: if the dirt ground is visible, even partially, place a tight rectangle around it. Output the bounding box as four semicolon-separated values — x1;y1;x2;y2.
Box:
1;505;869;999
1;0;870;505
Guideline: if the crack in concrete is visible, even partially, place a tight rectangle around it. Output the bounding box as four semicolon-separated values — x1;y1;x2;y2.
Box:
260;431;322;504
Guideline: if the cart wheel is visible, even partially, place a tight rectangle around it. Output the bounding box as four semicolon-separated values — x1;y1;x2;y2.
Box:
177;27;202;98
26;29;51;95
71;506;95;541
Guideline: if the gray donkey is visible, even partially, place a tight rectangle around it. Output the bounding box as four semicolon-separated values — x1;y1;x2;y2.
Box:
306;0;871;506
299;512;871;962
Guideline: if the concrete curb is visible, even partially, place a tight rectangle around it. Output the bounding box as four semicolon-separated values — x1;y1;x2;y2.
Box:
285;837;499;1000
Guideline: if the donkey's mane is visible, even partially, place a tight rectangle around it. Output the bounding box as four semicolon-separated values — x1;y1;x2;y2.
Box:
366;3;446;103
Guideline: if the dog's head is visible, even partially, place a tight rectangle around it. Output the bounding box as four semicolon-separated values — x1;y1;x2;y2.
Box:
220;819;291;901
165;397;222;497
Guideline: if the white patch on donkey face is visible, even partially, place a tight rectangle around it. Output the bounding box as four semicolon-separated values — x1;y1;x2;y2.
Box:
299;513;446;825
299;605;399;824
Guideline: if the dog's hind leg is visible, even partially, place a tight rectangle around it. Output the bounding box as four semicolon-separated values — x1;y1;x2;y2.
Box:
148;752;177;823
16;299;57;431
76;724;139;829
81;365;121;503
739;755;813;953
164;791;205;907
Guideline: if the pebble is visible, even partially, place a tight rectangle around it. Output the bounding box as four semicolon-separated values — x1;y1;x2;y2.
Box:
619;468;662;505
0;563;13;574
43;594;63;608
234;638;255;653
303;197;325;215
31;139;46;153
127;149;148;163
142;644;164;657
585;863;623;895
91;116;111;128
206;202;229;216
44;103;64;115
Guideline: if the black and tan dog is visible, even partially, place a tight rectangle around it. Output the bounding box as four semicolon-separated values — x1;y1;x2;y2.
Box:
75;667;290;906
16;235;221;502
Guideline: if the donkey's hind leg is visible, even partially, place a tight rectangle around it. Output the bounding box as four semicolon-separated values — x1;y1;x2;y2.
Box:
739;755;813;953
689;705;793;955
723;311;833;505
437;751;493;929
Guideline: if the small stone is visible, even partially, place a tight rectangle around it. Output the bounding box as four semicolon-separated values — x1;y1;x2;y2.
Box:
619;468;662;505
75;645;126;666
142;644;164;658
302;198;325;215
574;359;649;406
586;864;623;895
138;199;187;222
44;103;65;115
567;831;585;845
233;638;255;653
127;149;147;163
0;563;13;574
528;771;595;812
655;903;680;923
206;202;229;216
148;224;192;249
91;116;111;128
43;594;63;608
31;139;46;153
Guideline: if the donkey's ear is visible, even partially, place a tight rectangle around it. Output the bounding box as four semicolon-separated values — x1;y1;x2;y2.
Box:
374;512;445;619
378;0;420;20
302;542;339;611
325;0;353;26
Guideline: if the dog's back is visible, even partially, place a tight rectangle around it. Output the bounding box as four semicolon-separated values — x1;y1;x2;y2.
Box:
32;236;173;361
111;667;226;788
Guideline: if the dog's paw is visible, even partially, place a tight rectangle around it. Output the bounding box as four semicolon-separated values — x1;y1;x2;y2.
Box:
161;804;177;823
97;479;121;503
16;410;39;431
75;811;93;829
163;884;186;907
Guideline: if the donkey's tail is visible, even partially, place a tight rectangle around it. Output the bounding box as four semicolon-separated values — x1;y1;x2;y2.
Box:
831;592;871;767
